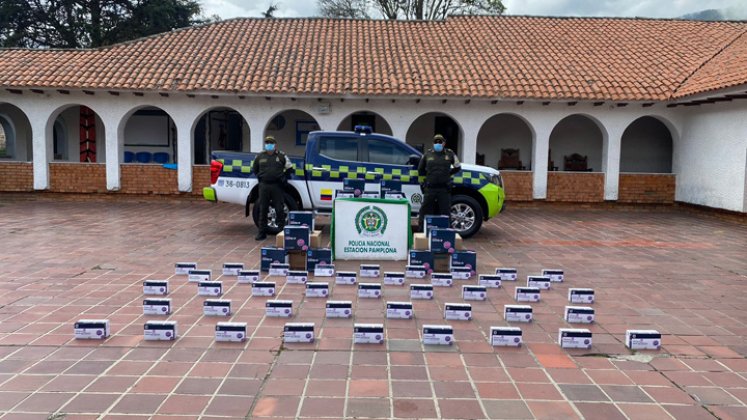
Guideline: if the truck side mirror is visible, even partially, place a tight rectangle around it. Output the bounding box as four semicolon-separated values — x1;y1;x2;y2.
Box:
408;155;420;167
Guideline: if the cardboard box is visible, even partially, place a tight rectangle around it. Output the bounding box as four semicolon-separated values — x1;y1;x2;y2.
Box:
527;276;551;290
358;283;382;298
462;285;487;301
306;248;332;272
451;267;472;280
252;282;276;297
542;269;564;282
386;301;414;319
203;299;231;316
361;191;380;198
354;323;385;344
444;303;472;321
422;324;454;345
198;281;222;297
143;299;171;315
143;280;168;296
490;327;523;347
335;271;357;285
495;268;518;281
343;179;365;196
413;233;463;251
175;262;197;275
261;247;287;272
306;282;330;298
284;226;310;251
215;322;247;342
326;301;352;318
286;270;308;284
222;262;244;276
315;264;335;277
266;300;293;317
269;263;290;277
625;330;661;350
289;211;315;230
478;275;502;288
429;228;457;253
423;215;450;235
275;230;323;249
505;305;533;322
144;321;177;341
431;272;453;287
384;191;406;200
405;265;427;279
410;284;434;300
384;272;405;286
238;270;260;284
515;287;540;303
335;189;356;199
74;319;110;340
409;250;434;273
564;306;595;324
283;322;315;343
188;269;211;283
433;253;451;272
558;328;592;349
568;288;595;304
451;250;477;275
380;179;402;196
360;264;380;278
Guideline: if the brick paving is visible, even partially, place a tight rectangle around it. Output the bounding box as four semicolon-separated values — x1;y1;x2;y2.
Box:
0;197;745;419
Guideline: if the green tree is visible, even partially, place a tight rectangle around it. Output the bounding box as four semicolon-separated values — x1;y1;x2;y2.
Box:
317;0;505;20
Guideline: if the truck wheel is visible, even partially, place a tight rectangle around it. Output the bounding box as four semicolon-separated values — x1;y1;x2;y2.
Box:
450;195;483;238
251;193;299;234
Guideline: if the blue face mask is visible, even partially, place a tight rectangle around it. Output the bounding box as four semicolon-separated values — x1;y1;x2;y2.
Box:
433;143;444;152
264;143;275;152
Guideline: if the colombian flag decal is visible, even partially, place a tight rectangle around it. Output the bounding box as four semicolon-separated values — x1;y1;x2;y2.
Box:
321;188;333;201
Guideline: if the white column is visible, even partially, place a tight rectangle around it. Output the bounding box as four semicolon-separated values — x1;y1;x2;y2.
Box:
247;115;267;153
30;117;48;190
104;115;121;191
532;125;552;199
174;116;193;192
460;125;479;165
603;126;624;201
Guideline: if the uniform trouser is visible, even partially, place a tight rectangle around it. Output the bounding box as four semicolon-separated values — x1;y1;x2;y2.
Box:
257;182;286;233
418;187;451;228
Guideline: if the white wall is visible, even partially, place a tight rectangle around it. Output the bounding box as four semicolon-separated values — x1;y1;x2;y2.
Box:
549;115;603;171
676;102;747;212
476;114;533;170
620;117;672;173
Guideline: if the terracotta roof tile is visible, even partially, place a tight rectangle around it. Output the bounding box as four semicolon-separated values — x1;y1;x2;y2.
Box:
0;16;746;101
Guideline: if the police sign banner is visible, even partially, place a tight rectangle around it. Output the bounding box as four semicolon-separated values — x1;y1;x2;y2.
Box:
332;198;412;261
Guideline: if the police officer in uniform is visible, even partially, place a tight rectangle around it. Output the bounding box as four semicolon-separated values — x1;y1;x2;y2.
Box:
417;134;461;229
252;136;294;240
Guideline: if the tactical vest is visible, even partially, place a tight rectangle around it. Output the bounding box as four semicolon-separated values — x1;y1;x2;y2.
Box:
255;152;287;183
423;149;455;188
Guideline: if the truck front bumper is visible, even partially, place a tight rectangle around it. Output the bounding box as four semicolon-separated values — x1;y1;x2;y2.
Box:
478;183;505;219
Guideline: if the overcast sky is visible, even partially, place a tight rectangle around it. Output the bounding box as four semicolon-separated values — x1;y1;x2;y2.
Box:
200;0;747;19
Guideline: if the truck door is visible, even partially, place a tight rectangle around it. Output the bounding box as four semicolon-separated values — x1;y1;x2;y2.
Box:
307;135;366;210
363;137;423;213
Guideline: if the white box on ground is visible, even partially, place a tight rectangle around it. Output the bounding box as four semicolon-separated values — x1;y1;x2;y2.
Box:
527;276;551;290
569;288;595;304
286;270;308;284
451;267;472;280
360;264;380;278
144;321;177;341
478;274;502;288
542;269;564;282
143;299;171;315
431;273;453;287
238;270;260;284
222;262;244;276
74;319;110;339
203;299;231;316
444;303;472;320
198;281;222;297
269;263;290;277
564;306;595;324
335;271;357;285
266;300;293;317
283;322;314;343
306;282;330;298
495;268;518;281
175;262;197;275
422;324;454;345
405;265;427;279
143;280;169;295
358;283;382;298
410;284;434;300
504;305;533;322
215;322;247;342
314;264;335;277
326;301;353;318
384;272;405;286
625;330;662;350
252;281;276;297
386;301;414;319
515;287;540;302
490;326;523;347
188;269;210;282
558;328;592;349
354;323;385;344
463;285;487;301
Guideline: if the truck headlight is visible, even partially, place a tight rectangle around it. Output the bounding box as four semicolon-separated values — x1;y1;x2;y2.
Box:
491;174;503;189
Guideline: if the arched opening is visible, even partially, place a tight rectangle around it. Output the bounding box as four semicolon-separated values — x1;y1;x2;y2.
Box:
406;112;462;157
193;107;250;165
0;103;33;161
620;116;673;173
264;110;320;156
476;113;534;170
47;105;106;163
549;115;603;172
336;111;393;135
122;106;177;164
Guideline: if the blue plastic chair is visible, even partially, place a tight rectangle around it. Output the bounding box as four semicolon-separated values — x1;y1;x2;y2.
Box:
153;152;169;164
124;151;134;163
135;151;152;163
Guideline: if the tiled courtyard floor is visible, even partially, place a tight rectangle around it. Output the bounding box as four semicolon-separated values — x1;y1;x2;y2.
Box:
0;196;745;419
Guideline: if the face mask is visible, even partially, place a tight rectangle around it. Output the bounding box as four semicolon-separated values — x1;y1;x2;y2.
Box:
264;143;275;152
433;143;444;152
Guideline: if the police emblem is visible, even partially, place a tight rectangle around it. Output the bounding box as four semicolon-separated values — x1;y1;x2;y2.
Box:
355;206;388;237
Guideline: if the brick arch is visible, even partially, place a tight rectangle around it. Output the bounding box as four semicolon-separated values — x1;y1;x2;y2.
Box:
405;111;464;159
263;109;321;156
335;110;393;135
621;116;674;173
190;106;251;165
476;113;535;170
46;103;105;163
117;105;177;163
549;114;606;172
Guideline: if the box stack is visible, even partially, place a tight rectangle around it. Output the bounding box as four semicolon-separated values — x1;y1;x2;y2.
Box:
275;211;327;272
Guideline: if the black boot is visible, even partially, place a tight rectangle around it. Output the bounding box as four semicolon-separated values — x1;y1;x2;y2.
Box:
254;231;267;241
